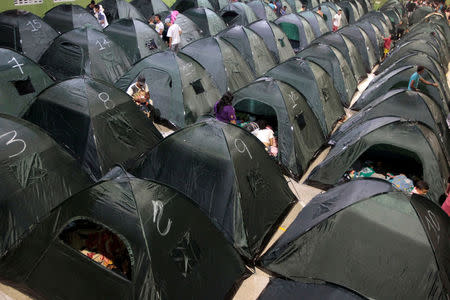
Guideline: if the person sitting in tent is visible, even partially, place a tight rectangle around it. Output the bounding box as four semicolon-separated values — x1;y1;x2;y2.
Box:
214;92;236;124
382;35;392;60
408;66;439;91
127;76;153;118
165;18;182;52
251;120;278;157
94;4;108;28
332;9;342;32
411;180;429;196
86;0;96;16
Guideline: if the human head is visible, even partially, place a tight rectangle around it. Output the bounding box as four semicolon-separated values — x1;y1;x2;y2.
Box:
338;9;342;14
220;91;234;105
154;14;161;22
415;180;429;195
256;120;267;129
302;5;306;10
417;65;425;74
89;1;95;8
137;76;146;87
283;5;287;9
165;18;171;25
318;6;321;10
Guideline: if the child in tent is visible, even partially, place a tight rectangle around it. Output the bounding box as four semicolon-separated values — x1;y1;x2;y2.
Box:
251;120;278;157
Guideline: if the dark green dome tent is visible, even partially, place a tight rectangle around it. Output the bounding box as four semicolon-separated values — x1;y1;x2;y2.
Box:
312;4;340;31
409;6;433;25
419;13;450;45
180;36;255;94
98;0;146;22
337;0;361;23
350;0;366;17
353;65;448;112
298;43;357;107
130;0;169;19
248;20;295;64
233;78;326;178
104;19;167;65
313;32;366;82
159;11;204;46
171;0;214;12
338;25;377;72
356;20;384;61
0;10;58;62
23;77;162;180
43;4;102;34
218;25;276;76
359;12;391;36
220;2;258;26
306;118;449;202
131;119;296;260
0;114;92;257
274;13;316;52
266;58;345;136
259;179;450;299
247;0;278;21
0;167;246;300
0;48;54;117
39;26;132;83
381;6;401;26
115;51;221;128
258;278;365;300
297;11;330;38
207;0;229;11
334;89;450;151
302;0;319;10
285;0;303;13
182;7;227;36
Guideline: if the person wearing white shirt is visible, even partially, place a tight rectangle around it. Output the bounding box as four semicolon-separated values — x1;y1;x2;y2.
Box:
94;5;108;28
165;18;182;52
332;9;342;32
153;14;164;38
251;120;278;156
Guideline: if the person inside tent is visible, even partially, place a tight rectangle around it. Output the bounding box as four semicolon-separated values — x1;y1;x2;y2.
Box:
411;180;429;195
214;92;237;124
165;18;182;52
332;9;342;32
301;5;307;12
94;4;108;28
317;6;324;18
251;120;278;157
382;35;392;60
127;76;154;118
86;0;96;16
408;65;439;91
280;6;288;15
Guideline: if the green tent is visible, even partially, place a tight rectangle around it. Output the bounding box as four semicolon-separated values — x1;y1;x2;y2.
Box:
218;25;276;76
274;13;316;52
307;118;449;202
0;114;93;258
0;10;58;62
159;11;204;47
130;119;296;260
115;50;221;128
24;77;162;180
409;6;433;25
39;26;132;83
233;78;326;178
220;2;258;26
247;0;278;21
43;4;102;34
298;11;330;38
171;0;215;12
338;0;361;23
338;25;377;72
0;47;53;117
266;58;345;136
98;0;146;22
131;0;169;19
260;179;450;299
180;36;255;94
0;167;246;300
104;19;167;65
182;7;227;36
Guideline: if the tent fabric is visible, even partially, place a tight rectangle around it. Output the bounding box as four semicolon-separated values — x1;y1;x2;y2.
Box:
218;26;276;77
180;36;255;94
248;20;295;64
220;2;258;26
356;21;383;61
297;11;330;38
285;0;303;13
274;13;316;52
403;27;449;66
130;119;296;260
23;77;162;180
313;4;339;31
39;26;132;83
338;25;377;72
130;0;169;19
313;32;367;82
208;0;229;12
0;167;246;300
158;11;204;47
182;8;227;36
0;48;54;118
260;179;450;299
306;118;449;202
409;6;433;25
0;114;93;258
359;13;390;36
0;10;59;62
258;278;365;300
337;0;360;23
98;0;146;22
104;19;166;65
43;4;102;34
115;50;221;128
233;78;326;178
171;0;215;13
247;0;278;21
266;58;345;136
354;65;448;112
297;43;357;107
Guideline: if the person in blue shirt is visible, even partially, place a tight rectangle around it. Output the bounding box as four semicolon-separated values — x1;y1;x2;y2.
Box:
408;65;439;91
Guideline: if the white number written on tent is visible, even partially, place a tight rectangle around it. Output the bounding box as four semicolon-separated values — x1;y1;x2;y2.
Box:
98;92;115;109
8;57;24;75
0;130;27;158
152;200;172;236
424;209;440;245
96;38;111;51
235;139;252;159
288;91;298;109
26;19;42;32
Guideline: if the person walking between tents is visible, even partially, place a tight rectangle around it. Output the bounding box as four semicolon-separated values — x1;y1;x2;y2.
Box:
382;35;392;60
94;5;108;28
150;14;164;39
275;0;282;16
165;18;182;52
86;0;96;16
332;9;342;32
317;6;324;18
408;66;439;91
214;92;236;124
127;76;153;118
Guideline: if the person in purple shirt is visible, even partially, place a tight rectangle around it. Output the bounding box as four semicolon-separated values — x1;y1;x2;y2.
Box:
214;92;236;124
